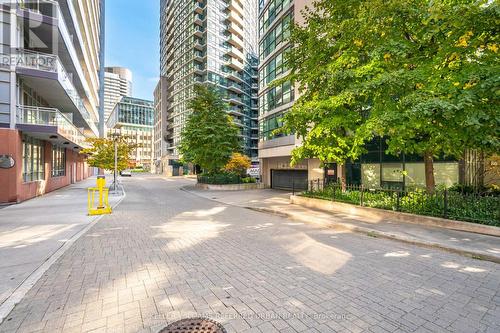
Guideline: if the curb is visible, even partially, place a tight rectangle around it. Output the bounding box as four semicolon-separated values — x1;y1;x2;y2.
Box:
181;187;500;263
245;206;500;264
0;186;127;325
290;195;500;237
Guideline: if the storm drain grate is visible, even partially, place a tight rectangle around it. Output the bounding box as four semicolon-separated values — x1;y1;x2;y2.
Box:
159;318;227;333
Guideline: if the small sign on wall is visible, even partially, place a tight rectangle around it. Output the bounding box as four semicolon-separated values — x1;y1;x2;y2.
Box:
247;167;260;177
0;155;15;169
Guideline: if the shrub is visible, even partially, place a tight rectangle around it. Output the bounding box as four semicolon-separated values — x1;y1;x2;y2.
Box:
241;177;256;184
302;185;499;226
198;172;240;185
225;153;251;176
197;173;257;185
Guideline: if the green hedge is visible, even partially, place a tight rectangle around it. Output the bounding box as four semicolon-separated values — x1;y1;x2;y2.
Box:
302;186;499;227
197;172;256;185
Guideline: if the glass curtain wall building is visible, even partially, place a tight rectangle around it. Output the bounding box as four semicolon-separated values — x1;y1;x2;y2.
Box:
257;0;481;191
160;0;259;164
258;0;325;190
107;97;155;170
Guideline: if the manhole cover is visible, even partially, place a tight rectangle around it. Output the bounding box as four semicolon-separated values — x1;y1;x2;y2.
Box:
159;318;227;333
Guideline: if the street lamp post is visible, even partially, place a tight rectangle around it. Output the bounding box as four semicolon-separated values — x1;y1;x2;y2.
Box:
114;138;118;192
109;132;120;193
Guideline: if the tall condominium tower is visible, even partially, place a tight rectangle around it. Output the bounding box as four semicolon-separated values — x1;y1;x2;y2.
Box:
160;0;259;164
258;0;325;190
0;0;103;203
104;67;133;123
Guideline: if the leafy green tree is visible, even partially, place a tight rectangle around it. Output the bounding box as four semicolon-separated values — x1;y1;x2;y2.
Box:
80;136;136;172
280;0;499;192
179;84;240;173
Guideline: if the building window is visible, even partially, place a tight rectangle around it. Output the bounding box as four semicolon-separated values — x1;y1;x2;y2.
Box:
51;146;66;177
259;0;293;36
259;12;292;61
260;111;285;141
259;80;294;115
22;136;45;182
260;47;290;89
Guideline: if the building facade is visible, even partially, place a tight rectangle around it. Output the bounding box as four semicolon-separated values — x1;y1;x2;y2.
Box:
257;0;486;191
103;66;132;124
0;0;102;203
160;0;259;168
107;97;154;170
258;0;322;190
153;76;169;175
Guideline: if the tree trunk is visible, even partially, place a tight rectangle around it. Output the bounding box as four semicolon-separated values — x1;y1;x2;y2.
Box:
340;163;347;192
424;151;436;193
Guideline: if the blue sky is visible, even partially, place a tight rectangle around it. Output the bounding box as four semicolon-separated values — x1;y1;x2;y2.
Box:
105;0;159;101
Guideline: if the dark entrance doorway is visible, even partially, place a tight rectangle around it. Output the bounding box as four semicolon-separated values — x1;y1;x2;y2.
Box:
271;170;308;191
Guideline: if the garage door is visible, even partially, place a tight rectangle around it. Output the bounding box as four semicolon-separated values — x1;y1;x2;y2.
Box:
271;170;308;191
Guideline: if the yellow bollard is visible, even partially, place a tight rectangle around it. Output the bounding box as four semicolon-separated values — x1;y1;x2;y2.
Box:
88;175;112;216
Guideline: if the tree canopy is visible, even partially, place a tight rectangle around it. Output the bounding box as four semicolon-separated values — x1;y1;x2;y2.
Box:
280;0;499;191
179;84;240;173
81;136;136;172
225;152;251;176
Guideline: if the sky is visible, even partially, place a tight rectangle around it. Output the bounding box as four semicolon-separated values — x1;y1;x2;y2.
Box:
105;0;160;101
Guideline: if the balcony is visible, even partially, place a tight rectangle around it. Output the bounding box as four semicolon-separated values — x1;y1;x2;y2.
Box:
194;2;205;14
227;82;243;94
225;57;244;71
232;117;244;127
226;22;244;38
15;49;98;135
16;105;89;149
193;65;205;75
193;51;205;62
227;33;243;48
194;40;206;51
225;9;243;26
226;70;244;83
16;0;93;119
228;107;244;117
227;0;244;18
194;14;205;26
193;26;204;38
225;46;244;62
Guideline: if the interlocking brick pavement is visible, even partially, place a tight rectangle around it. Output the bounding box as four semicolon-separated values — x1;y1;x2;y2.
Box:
0;175;498;333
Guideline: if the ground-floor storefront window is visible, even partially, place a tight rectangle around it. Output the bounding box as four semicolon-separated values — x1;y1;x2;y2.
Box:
22;135;44;182
51;145;66;177
347;138;459;190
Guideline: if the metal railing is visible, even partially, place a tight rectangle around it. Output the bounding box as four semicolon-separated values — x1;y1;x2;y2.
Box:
15;49;95;132
16;105;88;148
304;179;500;225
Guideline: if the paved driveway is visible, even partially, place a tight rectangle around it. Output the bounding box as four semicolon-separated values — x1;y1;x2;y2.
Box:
0;176;499;333
0;177;122;314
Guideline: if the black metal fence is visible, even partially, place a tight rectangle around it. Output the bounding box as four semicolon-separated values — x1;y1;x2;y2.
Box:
303;179;500;226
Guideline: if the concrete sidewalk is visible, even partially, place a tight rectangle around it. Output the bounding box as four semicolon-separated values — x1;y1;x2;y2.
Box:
184;187;500;263
0;176;124;322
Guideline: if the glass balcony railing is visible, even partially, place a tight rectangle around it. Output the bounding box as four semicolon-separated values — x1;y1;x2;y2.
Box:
17;0;93;112
15;49;97;134
16;105;89;148
227;82;243;92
